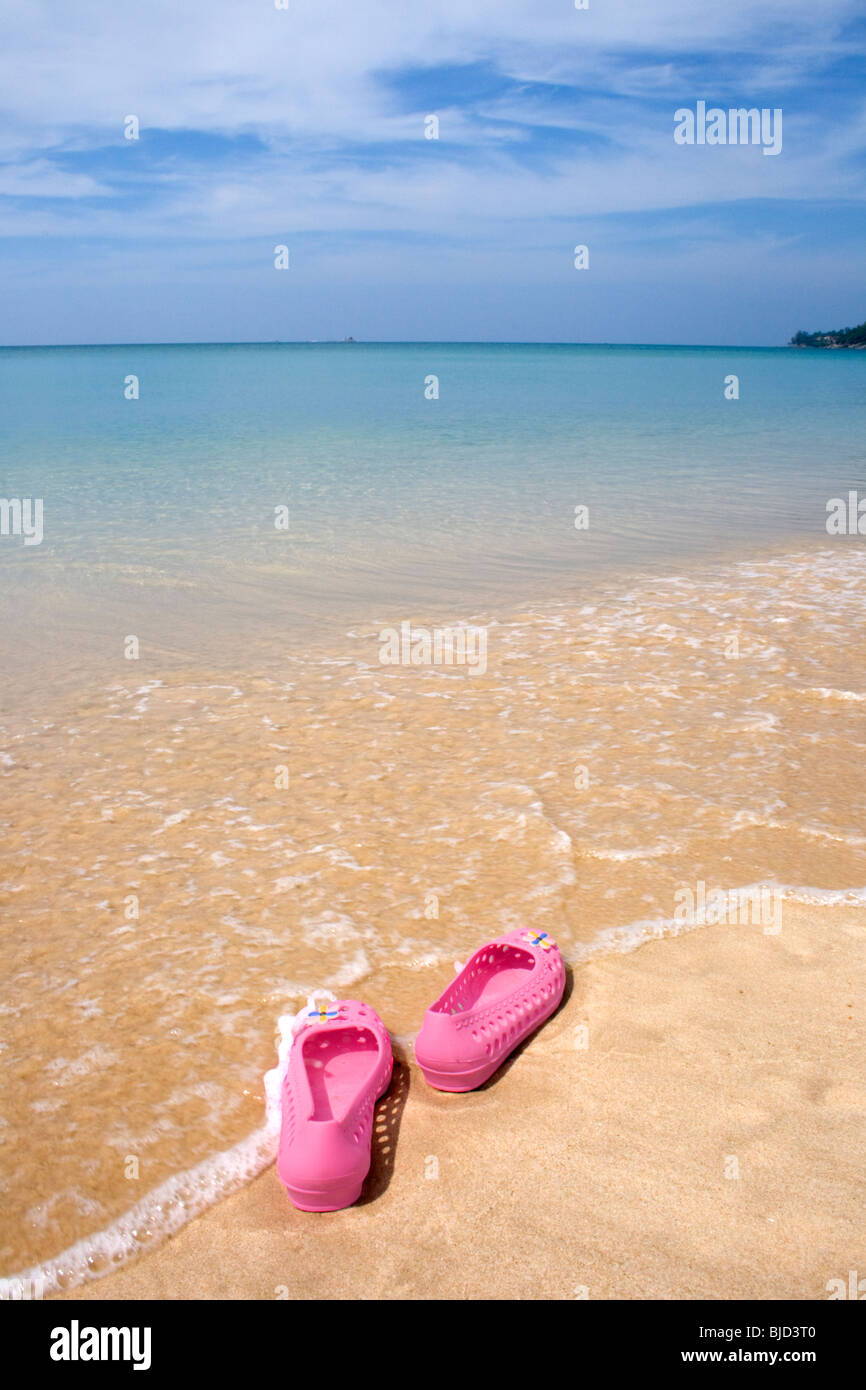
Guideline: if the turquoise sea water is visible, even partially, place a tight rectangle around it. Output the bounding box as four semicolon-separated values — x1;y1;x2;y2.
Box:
1;341;864;694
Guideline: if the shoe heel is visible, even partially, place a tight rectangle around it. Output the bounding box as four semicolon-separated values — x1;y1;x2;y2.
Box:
417;1059;497;1092
284;1180;364;1212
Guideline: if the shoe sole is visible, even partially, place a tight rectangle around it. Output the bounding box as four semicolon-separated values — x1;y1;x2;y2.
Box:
284;1181;364;1212
417;996;562;1092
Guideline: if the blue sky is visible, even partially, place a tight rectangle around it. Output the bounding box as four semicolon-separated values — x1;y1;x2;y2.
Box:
0;0;864;345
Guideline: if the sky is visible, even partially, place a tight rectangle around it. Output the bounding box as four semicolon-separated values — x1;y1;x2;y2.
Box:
0;0;864;345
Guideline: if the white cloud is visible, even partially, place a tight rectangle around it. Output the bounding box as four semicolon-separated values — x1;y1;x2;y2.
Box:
0;0;863;342
0;160;107;198
0;0;862;151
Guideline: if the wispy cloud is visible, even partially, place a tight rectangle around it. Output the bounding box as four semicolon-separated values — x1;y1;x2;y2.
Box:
0;0;864;342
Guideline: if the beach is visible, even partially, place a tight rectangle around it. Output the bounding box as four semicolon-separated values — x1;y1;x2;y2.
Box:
57;899;865;1301
2;344;865;1301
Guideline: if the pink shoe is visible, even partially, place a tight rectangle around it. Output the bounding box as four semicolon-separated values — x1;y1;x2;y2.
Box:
277;999;393;1211
415;930;566;1091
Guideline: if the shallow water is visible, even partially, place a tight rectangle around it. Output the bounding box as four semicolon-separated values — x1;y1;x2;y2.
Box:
1;341;864;702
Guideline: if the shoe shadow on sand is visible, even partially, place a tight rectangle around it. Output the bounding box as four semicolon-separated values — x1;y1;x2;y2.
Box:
357;1055;411;1205
473;959;575;1093
358;960;573;1201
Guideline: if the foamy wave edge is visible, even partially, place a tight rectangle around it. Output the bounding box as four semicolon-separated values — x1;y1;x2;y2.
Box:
4;885;866;1300
0;1122;281;1301
0;993;336;1302
565;881;866;963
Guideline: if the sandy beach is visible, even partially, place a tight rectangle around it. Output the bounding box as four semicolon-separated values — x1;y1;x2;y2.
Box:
58;900;864;1302
4;543;865;1301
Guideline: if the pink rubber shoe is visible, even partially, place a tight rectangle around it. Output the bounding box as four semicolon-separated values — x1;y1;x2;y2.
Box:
277;999;393;1211
415;929;566;1091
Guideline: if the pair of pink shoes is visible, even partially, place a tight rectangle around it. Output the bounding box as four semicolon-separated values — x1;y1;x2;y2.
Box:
277;928;566;1211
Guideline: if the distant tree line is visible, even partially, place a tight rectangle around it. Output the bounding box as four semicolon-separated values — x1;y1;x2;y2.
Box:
789;320;866;347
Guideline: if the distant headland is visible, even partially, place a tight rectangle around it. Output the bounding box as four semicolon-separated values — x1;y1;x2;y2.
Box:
789;319;866;348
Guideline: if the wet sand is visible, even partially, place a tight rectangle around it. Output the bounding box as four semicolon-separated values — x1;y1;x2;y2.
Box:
3;544;865;1294
61;900;865;1301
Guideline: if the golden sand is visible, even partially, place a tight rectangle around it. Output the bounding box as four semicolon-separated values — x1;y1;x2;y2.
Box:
2;546;865;1286
60;901;865;1301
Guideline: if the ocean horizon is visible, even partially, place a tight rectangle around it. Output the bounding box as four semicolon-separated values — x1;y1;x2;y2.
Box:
1;338;840;348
